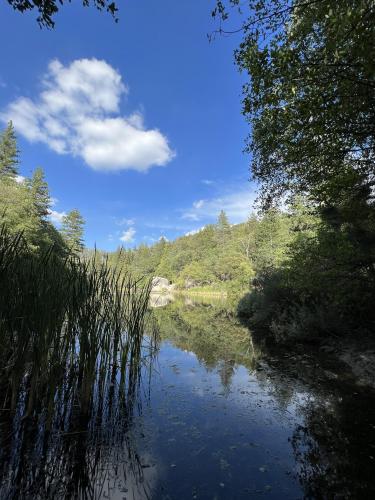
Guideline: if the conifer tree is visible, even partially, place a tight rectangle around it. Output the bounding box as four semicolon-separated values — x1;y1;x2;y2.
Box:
216;210;231;246
61;209;85;254
28;167;51;221
0;121;19;178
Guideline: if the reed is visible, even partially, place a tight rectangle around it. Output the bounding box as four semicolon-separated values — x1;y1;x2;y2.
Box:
0;225;154;498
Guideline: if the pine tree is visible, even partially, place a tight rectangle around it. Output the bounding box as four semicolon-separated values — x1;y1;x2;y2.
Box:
0;121;19;178
28;167;51;221
216;210;231;245
61;209;85;254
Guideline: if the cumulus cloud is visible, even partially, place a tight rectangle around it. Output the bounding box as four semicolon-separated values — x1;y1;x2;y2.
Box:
15;175;25;184
182;187;256;223
120;227;136;243
1;59;175;172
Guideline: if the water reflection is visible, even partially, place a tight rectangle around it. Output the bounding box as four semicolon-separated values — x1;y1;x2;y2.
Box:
149;292;175;308
149;297;375;498
1;296;374;498
0;330;155;499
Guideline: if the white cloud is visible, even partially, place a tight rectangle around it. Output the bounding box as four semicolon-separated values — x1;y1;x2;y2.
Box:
15;175;25;184
182;187;256;223
116;217;135;226
48;209;66;225
120;227;136;243
201;179;214;185
1;59;175;172
193;199;205;209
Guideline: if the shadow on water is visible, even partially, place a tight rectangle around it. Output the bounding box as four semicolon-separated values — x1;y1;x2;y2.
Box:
150;296;375;498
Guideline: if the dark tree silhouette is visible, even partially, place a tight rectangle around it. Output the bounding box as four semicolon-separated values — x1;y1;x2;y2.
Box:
5;0;118;28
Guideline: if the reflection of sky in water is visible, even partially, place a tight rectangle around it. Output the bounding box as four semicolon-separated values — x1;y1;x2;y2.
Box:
2;297;374;499
134;340;304;499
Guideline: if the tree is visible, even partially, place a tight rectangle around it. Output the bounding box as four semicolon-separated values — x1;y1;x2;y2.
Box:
28;167;51;221
0;121;19;178
180;261;214;287
216;210;231;245
214;1;375;208
61;209;85;254
5;0;118;28
252;209;291;272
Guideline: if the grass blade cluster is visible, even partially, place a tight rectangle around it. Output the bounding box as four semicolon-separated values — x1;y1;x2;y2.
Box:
0;225;154;498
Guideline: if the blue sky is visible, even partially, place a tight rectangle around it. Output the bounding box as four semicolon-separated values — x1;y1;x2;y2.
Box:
0;0;255;250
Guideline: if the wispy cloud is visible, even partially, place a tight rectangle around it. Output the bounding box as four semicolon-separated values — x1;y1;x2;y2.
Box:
120;227;136;243
201;179;214;185
182;186;256;223
193;199;204;209
1;59;175;172
116;217;135;226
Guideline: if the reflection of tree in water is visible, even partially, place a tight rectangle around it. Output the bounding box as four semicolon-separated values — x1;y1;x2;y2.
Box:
154;298;375;496
0;333;155;499
152;298;258;391
251;345;375;498
290;384;375;498
217;358;236;394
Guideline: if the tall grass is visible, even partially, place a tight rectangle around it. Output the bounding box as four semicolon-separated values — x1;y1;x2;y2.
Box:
0;225;154;498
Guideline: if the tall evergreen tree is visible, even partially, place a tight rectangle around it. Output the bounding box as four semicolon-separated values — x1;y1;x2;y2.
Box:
61;209;85;254
216;210;231;245
0;121;19;178
28;167;51;221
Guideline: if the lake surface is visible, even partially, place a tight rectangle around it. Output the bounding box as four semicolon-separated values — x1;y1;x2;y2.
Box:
1;296;375;498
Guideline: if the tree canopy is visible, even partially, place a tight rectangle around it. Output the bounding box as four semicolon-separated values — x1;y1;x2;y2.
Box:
214;0;375;208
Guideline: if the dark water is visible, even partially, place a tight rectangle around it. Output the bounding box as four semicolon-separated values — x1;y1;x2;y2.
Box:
1;296;375;499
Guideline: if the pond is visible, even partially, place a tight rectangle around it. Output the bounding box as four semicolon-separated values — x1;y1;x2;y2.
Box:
1;295;375;498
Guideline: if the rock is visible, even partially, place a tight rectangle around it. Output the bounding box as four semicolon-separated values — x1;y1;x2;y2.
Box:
151;276;170;289
151;276;173;293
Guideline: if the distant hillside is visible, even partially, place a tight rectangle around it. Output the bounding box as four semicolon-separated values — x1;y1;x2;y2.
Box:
106;211;257;293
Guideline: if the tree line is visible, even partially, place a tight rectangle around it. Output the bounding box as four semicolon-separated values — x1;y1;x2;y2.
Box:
0;121;85;255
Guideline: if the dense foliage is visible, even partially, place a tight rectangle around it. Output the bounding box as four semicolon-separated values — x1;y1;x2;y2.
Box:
212;0;375;341
105;212;257;295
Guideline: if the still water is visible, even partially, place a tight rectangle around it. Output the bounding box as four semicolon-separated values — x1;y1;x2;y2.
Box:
1;296;375;498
